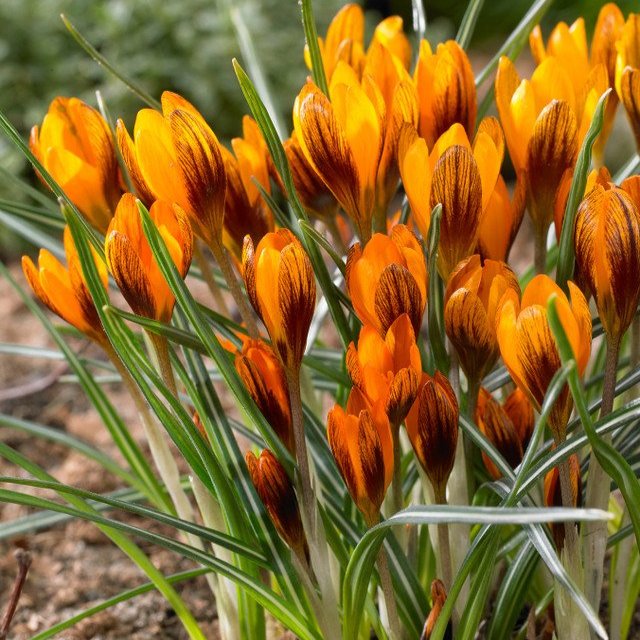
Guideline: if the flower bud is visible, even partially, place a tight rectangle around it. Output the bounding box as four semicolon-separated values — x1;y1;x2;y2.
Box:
346;314;421;428
616;14;640;151
544;454;582;550
30;97;121;233
246;450;307;558
574;184;640;341
235;339;293;454
346;224;427;336
327;399;393;526
242;229;316;371
503;388;535;451
405;372;459;501
496;275;591;442
22;226;108;344
421;579;448;640
105;194;192;322
117;91;226;248
444;255;520;384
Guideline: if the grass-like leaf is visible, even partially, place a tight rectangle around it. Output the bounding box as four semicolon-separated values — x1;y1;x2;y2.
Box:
456;0;486;50
300;0;328;95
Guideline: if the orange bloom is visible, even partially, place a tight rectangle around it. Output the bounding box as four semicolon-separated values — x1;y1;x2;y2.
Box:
246;449;307;558
327;398;393;526
346;313;422;427
399;119;509;278
105;194;192;323
414;40;476;148
22;226;108;343
496;275;592;441
235;339;293;453
30;97;121;233
475;388;534;479
406;372;459;501
242;229;316;371
221;116;276;259
574;184;640;341
346;224;427;336
117;91;226;248
495;56;607;240
444;255;520;384
544;454;582;550
616;12;640;151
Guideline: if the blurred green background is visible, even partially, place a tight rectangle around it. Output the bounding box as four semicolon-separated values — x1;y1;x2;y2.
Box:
0;0;637;199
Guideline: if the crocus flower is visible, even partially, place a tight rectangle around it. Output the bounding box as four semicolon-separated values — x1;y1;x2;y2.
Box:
616;12;640;150
22;226;108;343
30;97;121;233
105;194;192;323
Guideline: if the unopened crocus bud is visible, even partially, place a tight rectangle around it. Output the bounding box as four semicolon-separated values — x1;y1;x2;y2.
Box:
406;372;459;502
22;226;108;344
503;388;535;452
574;185;640;342
117;92;226;248
616;13;640;151
444;255;520;384
544;454;582;550
235;339;293;454
246;449;307;558
421;579;448;640
327;398;393;526
475;388;525;479
30;97;122;233
414;39;476;148
105;194;192;323
496;275;592;442
242;229;316;371
346;225;427;336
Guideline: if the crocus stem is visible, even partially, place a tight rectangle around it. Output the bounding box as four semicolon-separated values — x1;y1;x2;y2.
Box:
534;228;548;275
434;486;453;592
376;543;402;640
391;427;403;515
0;549;31;640
209;238;260;339
610;507;632;640
193;239;229;316
583;334;620;619
149;332;178;397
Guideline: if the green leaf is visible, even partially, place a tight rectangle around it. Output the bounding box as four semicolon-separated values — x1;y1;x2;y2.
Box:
299;219;347;277
456;0;486;50
556;89;611;289
300;0;328;95
60;14;160;109
548;296;640;549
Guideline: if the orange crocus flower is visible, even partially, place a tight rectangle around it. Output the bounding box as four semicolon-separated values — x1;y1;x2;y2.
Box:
242;229;316;371
235;339;293;454
444;255;520;385
616;12;640;151
574;184;640;342
246;449;308;558
496;275;592;442
346;313;422;427
405;372;459;502
327;395;393;526
414;39;476;148
544;454;582;550
399;119;510;278
105;193;192;323
22;226;108;344
117;91;226;249
346;224;427;336
30;97;121;233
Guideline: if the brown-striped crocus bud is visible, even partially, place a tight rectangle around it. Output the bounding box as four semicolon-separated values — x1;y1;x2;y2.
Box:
574;184;640;342
346;313;422;428
544;454;582;550
22;226;108;345
346;224;427;336
406;372;459;502
29;97;122;233
105;194;192;323
235;339;293;454
246;450;307;558
475;388;525;480
444;255;520;385
496;275;592;443
420;579;448;640
503;388;535;452
242;229;316;371
327;399;393;526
